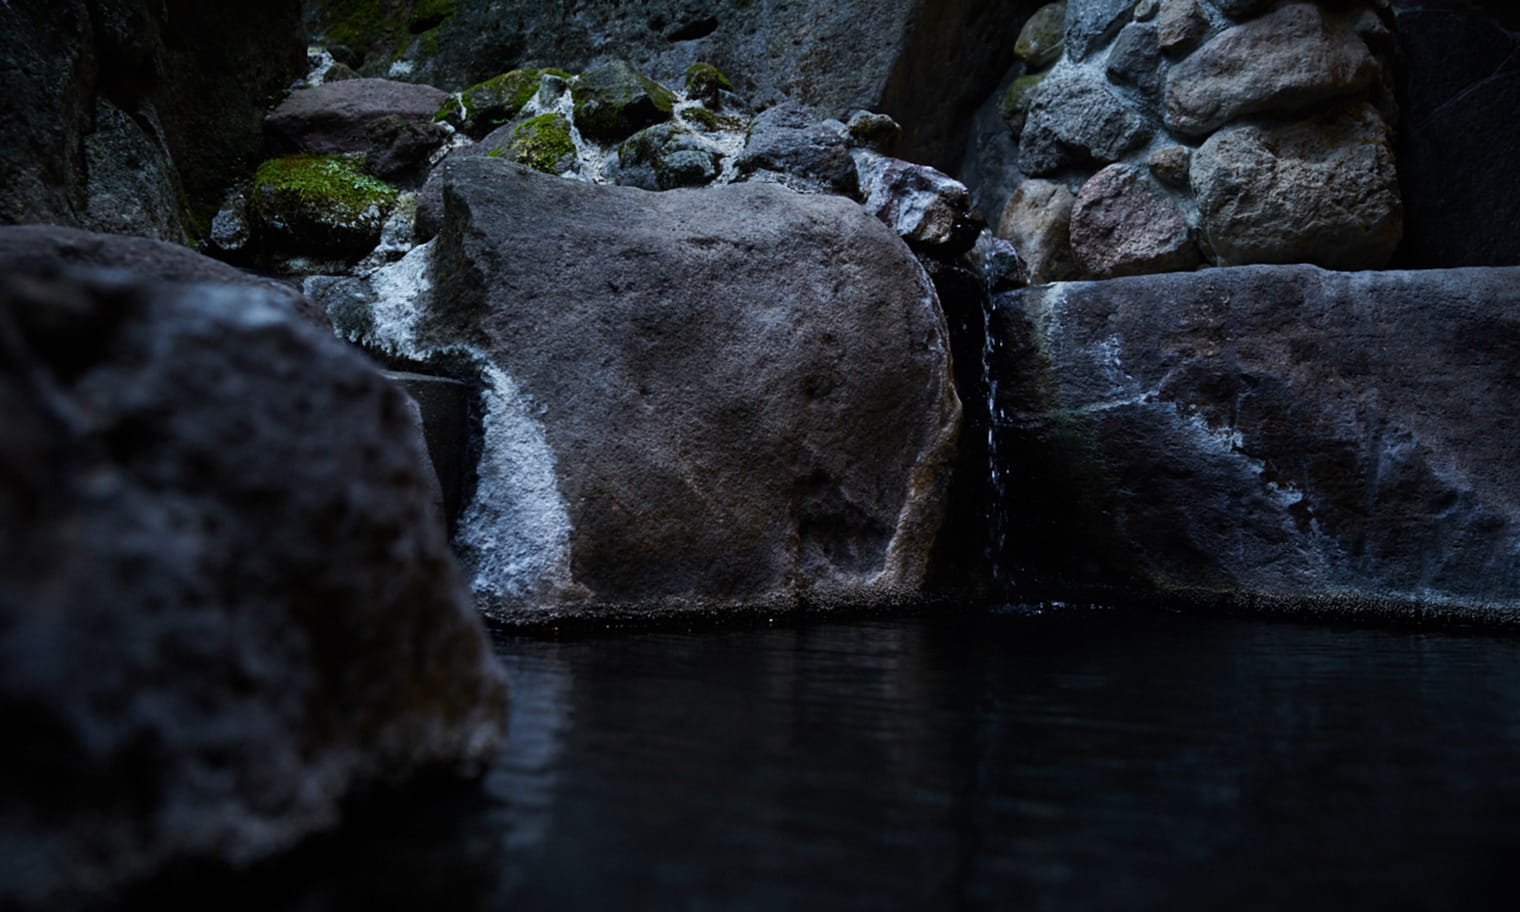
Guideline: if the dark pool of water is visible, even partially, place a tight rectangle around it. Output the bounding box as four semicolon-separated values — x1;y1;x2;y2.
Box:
174;610;1520;910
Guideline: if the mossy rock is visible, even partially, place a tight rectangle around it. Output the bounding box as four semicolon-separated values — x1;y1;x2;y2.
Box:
435;69;544;139
490;113;577;175
677;106;747;133
846;111;902;153
1015;2;1067;69
1000;72;1048;130
571;60;676;145
683;62;733;103
613;123;719;191
251;154;398;256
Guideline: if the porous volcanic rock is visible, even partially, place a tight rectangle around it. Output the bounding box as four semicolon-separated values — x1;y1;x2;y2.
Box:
414;157;960;621
0;267;507;906
1018;73;1150;176
1069;164;1198;277
985;264;1520;623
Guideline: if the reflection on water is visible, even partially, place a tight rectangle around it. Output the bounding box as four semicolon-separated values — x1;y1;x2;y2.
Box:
147;611;1520;910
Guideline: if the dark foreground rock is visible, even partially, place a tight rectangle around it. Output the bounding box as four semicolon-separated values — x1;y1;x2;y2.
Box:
0;224;324;325
986;265;1520;623
0;267;508;906
351;158;960;622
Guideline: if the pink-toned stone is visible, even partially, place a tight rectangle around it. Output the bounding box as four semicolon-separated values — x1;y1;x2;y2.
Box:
1069;164;1199;278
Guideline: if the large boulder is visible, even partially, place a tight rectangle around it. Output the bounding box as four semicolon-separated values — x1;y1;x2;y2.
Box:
1190;102;1401;268
985;264;1520;623
265;78;451;157
0;266;508;906
357;158;960;623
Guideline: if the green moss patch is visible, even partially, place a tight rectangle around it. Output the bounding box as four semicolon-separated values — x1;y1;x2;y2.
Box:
683;62;732;101
435;69;545;137
570;60;676;144
496;114;577;174
251;154;398;255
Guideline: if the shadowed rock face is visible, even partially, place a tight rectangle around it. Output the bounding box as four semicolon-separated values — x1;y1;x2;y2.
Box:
0;0;306;238
417;158;960;621
0;266;508;906
985;265;1520;621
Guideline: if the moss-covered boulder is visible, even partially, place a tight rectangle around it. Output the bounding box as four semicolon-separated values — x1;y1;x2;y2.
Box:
251;154;399;257
612;123;719;191
489;114;577;175
305;0;457;76
1015;3;1067;68
683;62;733;104
435;68;545;139
571;60;676;144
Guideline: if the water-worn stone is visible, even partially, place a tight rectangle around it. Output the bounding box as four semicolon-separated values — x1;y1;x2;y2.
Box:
1015;3;1068;68
1069;164;1198;277
1190;102;1401;269
856;156;981;257
569;60;676;145
985;264;1520;623
1156;0;1208;55
266;78;451;157
1066;0;1139;61
415;157;959;621
0;223;323;325
1107;22;1163;95
1163;2;1380;136
1018;74;1150;176
736;102;860;198
0;266;507;907
1392;6;1520;267
996;179;1080;284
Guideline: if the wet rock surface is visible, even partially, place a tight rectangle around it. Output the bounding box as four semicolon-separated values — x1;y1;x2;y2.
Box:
0;266;507;906
413;158;959;620
986;264;1520;617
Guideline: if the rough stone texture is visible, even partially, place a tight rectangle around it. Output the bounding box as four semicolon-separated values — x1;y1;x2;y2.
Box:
0;266;507;906
1106;21;1163;95
1392;5;1520;267
265;78;451;156
1015;2;1068;67
736;102;861;198
1066;0;1139;61
81;97;183;242
857;156;981;257
0;224;323;326
1164;2;1380;136
0;0;305;237
1146;144;1190;188
421;157;960;620
1208;0;1269;18
1070;164;1199;277
612;123;721;191
1191;102;1402;269
1157;0;1209;55
985;264;1520;622
995;179;1080;284
1018;74;1150;176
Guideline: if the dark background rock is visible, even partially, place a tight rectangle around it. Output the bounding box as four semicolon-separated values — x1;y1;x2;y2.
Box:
1391;2;1520;267
0;0;306;240
302;0;1039;174
422;158;960;619
0;266;507;906
985;265;1520;620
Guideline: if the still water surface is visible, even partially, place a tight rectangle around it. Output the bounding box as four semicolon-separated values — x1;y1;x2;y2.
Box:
197;611;1520;910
